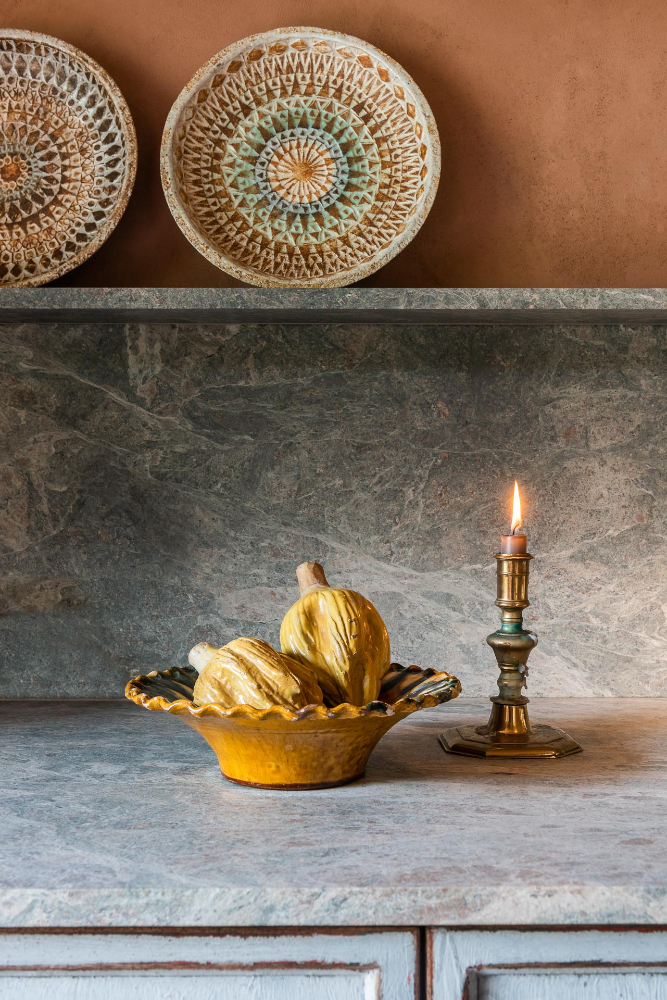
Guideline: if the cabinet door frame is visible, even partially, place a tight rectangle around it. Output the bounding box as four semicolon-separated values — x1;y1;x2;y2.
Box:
0;928;419;1000
428;928;667;999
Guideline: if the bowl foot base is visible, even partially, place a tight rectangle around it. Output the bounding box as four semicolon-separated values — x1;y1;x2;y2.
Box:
222;771;366;790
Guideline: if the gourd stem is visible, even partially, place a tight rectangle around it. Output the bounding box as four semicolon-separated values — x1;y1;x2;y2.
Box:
296;561;329;593
188;641;218;671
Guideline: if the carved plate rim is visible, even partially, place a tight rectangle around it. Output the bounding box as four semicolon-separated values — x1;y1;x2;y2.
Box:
0;28;137;288
160;25;441;288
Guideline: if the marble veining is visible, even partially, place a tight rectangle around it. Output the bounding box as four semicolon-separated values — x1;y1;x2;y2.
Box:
2;320;667;697
1;698;665;927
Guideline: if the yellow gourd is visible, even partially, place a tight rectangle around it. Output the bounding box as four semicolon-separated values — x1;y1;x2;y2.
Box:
280;562;390;706
190;637;323;710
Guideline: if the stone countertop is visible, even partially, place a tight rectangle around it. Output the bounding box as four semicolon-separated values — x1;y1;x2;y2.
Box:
1;697;665;929
3;287;667;324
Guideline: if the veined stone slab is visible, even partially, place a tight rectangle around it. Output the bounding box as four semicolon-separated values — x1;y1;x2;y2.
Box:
1;698;665;927
3;287;667;323
2;320;667;698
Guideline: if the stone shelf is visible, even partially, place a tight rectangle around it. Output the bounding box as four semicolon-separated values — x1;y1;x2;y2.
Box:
2;287;667;324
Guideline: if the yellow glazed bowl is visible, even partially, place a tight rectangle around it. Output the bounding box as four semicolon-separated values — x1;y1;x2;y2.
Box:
126;663;461;790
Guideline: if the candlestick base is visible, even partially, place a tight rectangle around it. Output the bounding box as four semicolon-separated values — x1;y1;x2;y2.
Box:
439;700;582;758
439;723;582;758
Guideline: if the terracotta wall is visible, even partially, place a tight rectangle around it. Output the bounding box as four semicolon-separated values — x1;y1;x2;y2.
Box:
10;0;667;287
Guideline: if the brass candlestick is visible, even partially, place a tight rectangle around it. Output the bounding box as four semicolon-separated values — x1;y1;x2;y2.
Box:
440;550;582;758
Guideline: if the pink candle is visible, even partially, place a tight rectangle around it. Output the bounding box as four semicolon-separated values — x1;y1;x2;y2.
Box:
501;481;527;554
501;532;527;554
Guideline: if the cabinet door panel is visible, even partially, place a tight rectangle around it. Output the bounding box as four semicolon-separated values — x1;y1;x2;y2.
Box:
0;931;415;1000
0;968;376;1000
429;930;667;1000
476;969;667;1000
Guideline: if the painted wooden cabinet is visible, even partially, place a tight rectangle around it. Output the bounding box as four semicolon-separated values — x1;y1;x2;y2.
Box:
429;929;667;999
4;928;667;998
0;931;418;1000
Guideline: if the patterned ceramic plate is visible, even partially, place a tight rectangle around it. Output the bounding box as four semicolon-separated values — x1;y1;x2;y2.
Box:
0;30;136;287
161;27;440;287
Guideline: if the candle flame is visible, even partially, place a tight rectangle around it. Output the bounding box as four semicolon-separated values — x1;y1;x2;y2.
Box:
511;481;522;533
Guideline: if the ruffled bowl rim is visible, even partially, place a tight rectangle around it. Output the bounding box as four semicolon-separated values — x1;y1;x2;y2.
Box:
125;662;461;722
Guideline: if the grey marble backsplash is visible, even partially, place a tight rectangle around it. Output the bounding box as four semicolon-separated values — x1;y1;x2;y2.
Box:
1;319;666;698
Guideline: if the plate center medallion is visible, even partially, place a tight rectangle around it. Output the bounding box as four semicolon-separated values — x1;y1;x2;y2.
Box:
255;126;349;214
0;155;27;187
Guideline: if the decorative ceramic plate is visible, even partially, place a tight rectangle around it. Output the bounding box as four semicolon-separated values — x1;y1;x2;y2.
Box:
0;30;136;287
161;27;440;287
